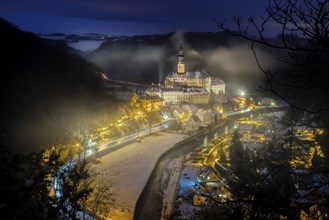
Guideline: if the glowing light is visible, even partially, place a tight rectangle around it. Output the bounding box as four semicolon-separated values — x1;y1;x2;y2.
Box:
317;128;324;135
163;113;170;120
98;71;110;81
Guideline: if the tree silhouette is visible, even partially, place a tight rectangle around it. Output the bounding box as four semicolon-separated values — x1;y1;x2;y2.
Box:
216;1;329;218
216;0;329;114
0;139;114;219
219;147;227;164
229;130;244;173
131;93;161;134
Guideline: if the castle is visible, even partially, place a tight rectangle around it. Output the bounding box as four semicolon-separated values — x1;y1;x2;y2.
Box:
146;44;225;105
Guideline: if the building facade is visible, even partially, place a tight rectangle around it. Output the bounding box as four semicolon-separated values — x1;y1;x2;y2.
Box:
147;44;225;105
146;85;210;105
165;70;225;95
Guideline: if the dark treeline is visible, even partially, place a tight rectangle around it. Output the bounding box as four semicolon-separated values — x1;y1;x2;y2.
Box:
0;18;117;153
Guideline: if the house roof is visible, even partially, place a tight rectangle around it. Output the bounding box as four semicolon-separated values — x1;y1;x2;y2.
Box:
191;115;201;122
182;104;199;114
173;108;186;114
168;69;210;79
238;123;255;131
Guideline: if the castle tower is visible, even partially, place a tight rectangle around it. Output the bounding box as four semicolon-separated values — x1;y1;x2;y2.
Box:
177;44;185;74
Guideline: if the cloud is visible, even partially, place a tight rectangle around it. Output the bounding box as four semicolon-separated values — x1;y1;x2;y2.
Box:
87;45;165;67
1;1;271;35
167;32;275;77
205;44;274;75
134;46;165;63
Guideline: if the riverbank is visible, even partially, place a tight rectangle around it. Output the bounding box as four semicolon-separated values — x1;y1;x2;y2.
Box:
134;121;228;220
95;132;186;220
160;156;184;219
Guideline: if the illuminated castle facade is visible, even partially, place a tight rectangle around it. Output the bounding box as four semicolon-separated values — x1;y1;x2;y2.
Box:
146;44;225;105
177;44;186;74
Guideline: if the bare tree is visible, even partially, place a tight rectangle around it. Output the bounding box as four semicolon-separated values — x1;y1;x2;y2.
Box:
84;174;115;219
131;93;161;134
216;0;329;114
213;1;329;218
0;138;116;220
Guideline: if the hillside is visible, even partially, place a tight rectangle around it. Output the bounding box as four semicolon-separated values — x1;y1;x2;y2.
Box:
84;31;274;92
0;18;116;153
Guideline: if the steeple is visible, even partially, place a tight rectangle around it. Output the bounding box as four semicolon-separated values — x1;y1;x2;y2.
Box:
177;44;185;74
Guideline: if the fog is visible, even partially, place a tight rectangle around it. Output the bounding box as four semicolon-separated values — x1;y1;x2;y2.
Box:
68;40;106;52
184;43;277;95
85;32;278;94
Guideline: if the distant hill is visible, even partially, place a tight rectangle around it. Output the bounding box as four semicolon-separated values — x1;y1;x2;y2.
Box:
0;18;116;153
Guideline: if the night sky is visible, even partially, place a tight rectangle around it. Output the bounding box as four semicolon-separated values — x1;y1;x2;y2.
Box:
1;1;272;36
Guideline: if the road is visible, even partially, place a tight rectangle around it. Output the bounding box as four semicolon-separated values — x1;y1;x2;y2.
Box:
225;106;288;119
86;120;170;158
205;135;231;168
90;106;286;158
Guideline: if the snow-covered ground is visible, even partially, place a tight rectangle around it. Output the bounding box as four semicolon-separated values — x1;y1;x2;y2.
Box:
160;156;184;220
95;132;186;220
176;165;203;219
170;143;224;219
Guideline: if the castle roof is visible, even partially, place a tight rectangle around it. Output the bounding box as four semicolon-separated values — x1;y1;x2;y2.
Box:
167;69;210;79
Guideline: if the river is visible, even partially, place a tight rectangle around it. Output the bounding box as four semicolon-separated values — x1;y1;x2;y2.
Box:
134;121;229;220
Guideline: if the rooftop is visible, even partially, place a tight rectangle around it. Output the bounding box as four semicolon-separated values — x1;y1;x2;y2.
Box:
167;69;210;79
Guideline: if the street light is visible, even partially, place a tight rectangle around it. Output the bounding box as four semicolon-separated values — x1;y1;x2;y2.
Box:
163;114;170;120
240;91;246;96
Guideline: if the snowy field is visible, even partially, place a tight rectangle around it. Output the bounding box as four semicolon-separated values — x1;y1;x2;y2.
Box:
95;132;186;220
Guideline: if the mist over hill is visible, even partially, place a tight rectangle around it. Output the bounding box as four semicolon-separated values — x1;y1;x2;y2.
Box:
84;31;279;94
0;18;116;153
